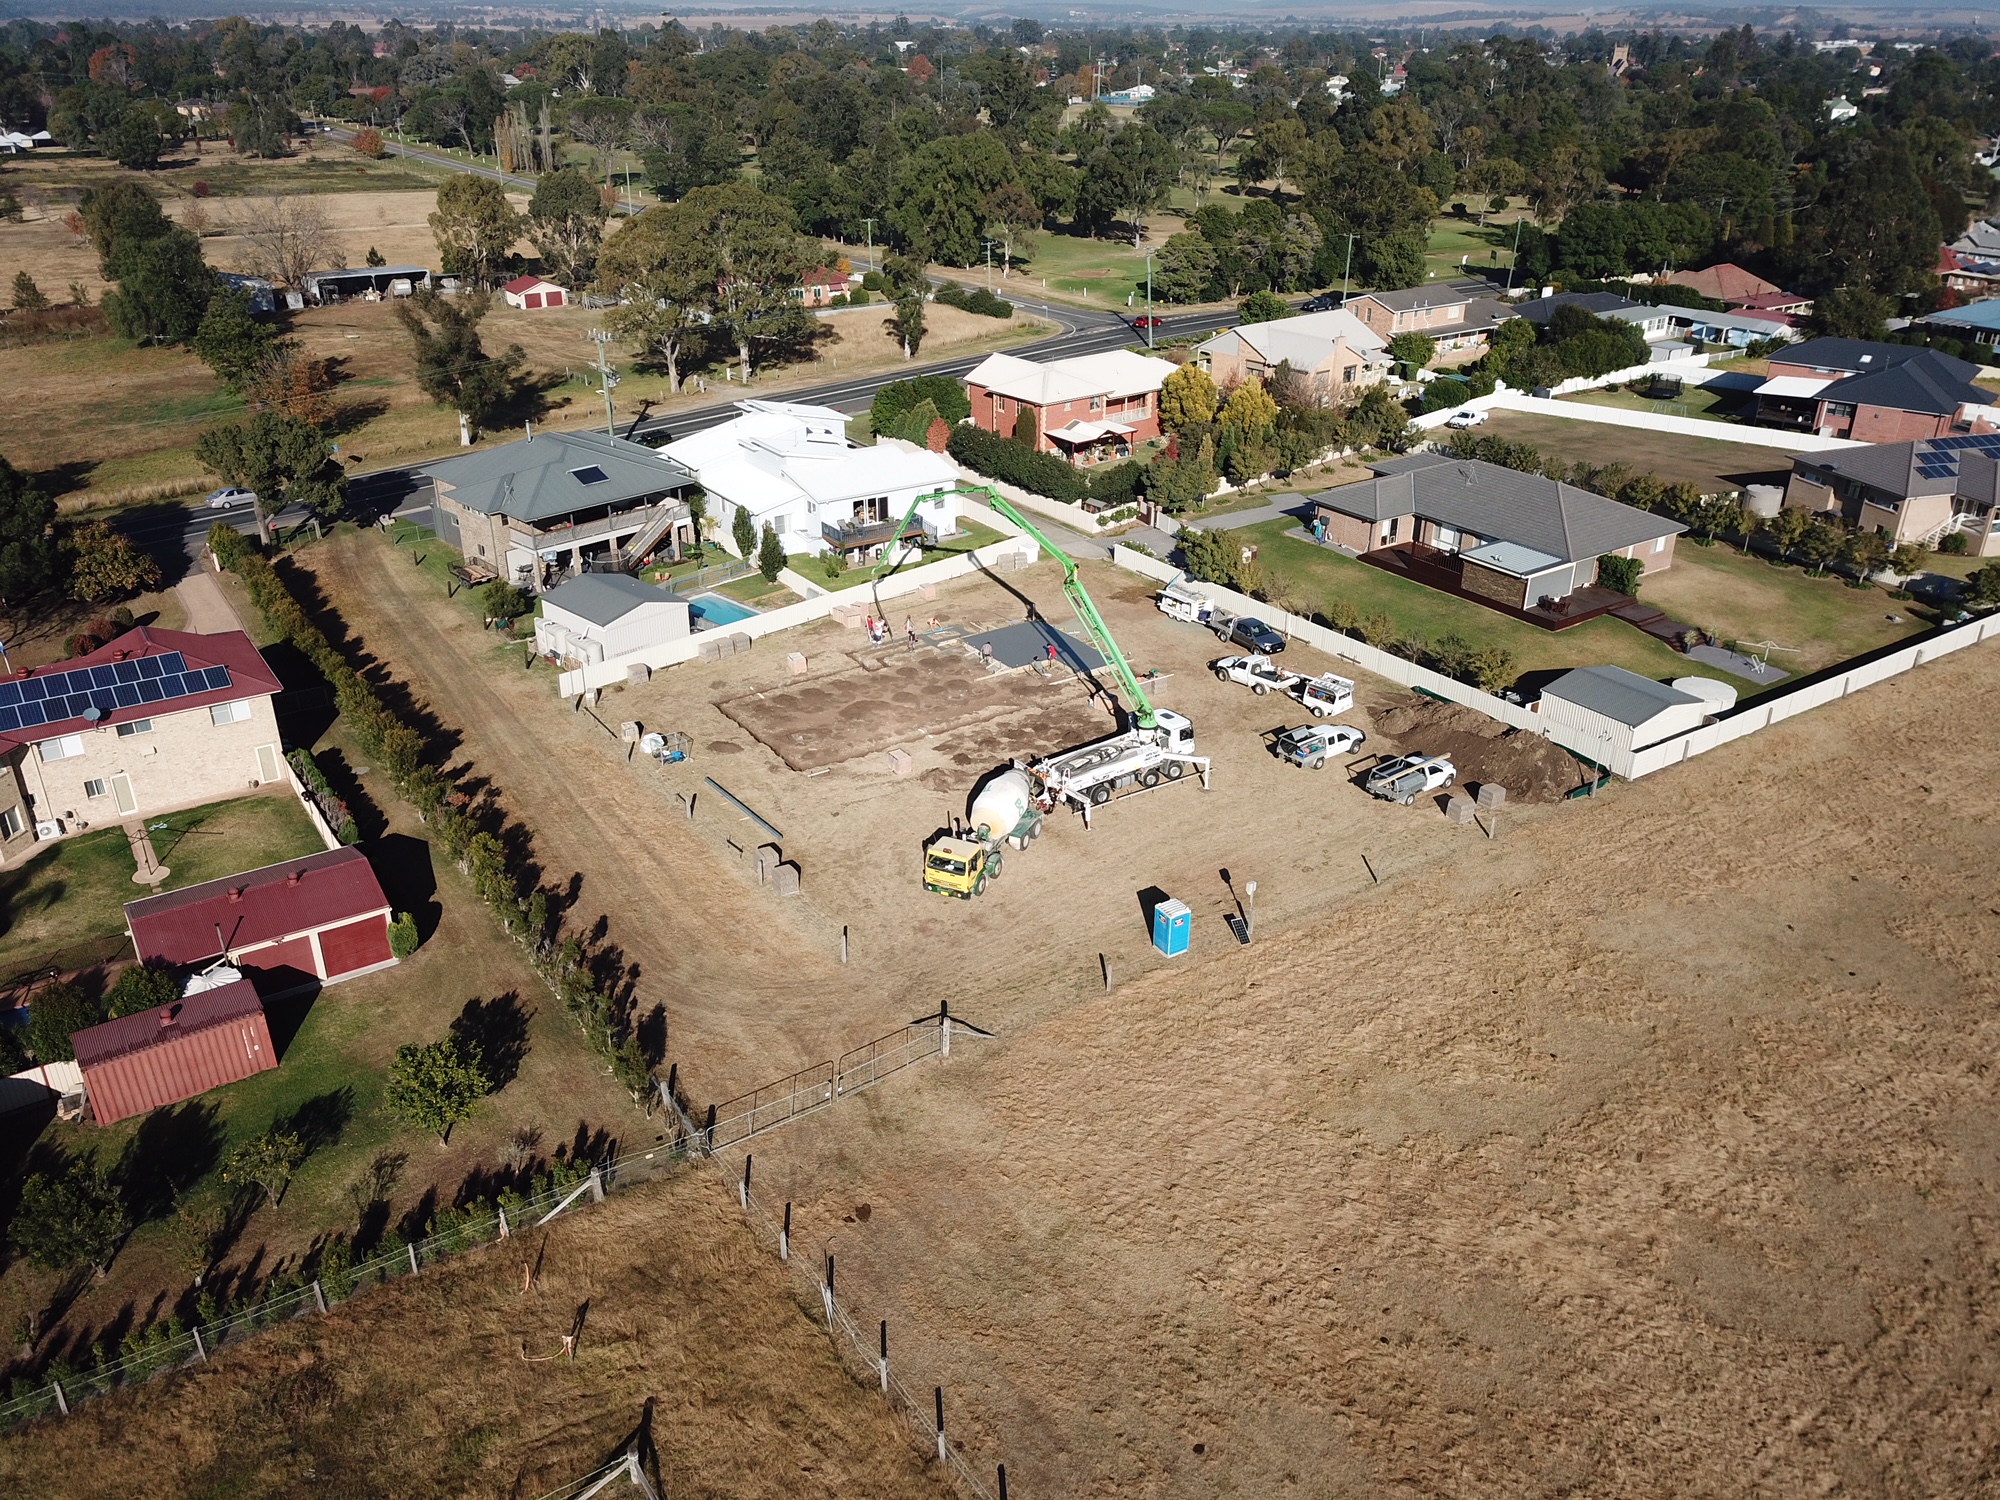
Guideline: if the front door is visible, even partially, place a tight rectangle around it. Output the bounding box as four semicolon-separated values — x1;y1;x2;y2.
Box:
110;773;137;816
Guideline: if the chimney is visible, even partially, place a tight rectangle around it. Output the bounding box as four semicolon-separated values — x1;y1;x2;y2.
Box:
227;887;243;903
286;870;301;886
159;1003;180;1028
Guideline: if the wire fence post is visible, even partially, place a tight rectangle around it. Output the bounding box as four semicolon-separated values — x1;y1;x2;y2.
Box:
497;1204;510;1239
408;1242;420;1276
822;1253;835;1326
940;999;951;1059
191;1327;206;1362
999;1463;1008;1499
49;1381;65;1417
879;1319;890;1393
311;1279;327;1315
780;1201;791;1262
935;1386;947;1464
739;1153;751;1211
588;1167;604;1203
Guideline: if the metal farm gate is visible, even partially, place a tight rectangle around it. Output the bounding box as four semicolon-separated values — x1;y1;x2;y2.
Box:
835;1023;943;1097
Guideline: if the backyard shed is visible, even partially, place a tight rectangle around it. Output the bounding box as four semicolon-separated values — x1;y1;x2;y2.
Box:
1535;666;1712;766
535;573;691;663
72;974;277;1126
125;847;396;997
501;274;567;310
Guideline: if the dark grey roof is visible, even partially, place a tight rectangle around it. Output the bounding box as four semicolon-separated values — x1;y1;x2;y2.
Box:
1772;337;1980;382
1817;350;1995;418
1354;282;1483;313
1311;457;1684;564
1797;432;2000;501
1543;665;1703;727
1516;292;1656;326
540;573;684;626
421;431;692;526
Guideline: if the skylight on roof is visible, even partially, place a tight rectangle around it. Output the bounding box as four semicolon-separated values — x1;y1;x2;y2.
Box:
570;466;609;485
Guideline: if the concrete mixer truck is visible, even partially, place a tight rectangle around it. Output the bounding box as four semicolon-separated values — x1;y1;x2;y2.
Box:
922;768;1043;898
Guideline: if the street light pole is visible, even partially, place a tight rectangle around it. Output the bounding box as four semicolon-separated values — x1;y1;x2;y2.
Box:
1341;233;1357;304
1144;252;1155;347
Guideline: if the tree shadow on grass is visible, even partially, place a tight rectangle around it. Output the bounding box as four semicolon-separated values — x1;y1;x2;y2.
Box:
367;832;439;939
276;1086;354;1155
451;992;532;1091
114;1099;226;1224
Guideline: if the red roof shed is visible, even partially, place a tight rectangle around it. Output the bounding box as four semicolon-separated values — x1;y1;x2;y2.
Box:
125;847;396;996
72;976;277;1126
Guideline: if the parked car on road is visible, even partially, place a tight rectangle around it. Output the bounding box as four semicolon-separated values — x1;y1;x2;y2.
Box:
1301;294;1344;312
1273;723;1366;768
205;486;257;509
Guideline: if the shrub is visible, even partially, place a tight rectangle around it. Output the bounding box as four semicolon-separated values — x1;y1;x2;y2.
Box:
1013;405;1038;446
820;548;847;579
946;423;1088;503
1087;460;1145;509
352;127;385;158
1178;527;1243;589
480;579;531;621
28;981;102;1063
1597;553;1644;594
872;375;971;433
1939;532;1969;555
107;961;181;1018
388;912;420;959
933;282;1013;318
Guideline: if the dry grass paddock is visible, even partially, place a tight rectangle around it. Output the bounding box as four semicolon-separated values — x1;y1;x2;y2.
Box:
0;1173;950;1500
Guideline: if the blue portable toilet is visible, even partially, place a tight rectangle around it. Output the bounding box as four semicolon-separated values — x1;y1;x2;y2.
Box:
1152;898;1192;957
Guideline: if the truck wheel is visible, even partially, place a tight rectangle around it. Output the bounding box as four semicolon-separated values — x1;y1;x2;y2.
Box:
1312;706;1329;718
973;873;988;895
1443;774;1455;787
988;855;1002;879
1215;629;1231;642
1214;668;1230;682
1028;818;1042;840
1089;784;1112;806
1252;683;1268;695
1400;793;1415;806
1138;767;1160;788
1164;760;1185;780
1307;755;1325;770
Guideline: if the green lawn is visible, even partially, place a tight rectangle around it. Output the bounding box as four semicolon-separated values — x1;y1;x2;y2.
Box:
786;519;1010;592
1008;230;1156;309
1423;214;1525;282
384;518;491;621
149;789;329;891
1563;385;1742;422
1641;540;1930;674
711;572;797;607
1242;520;1746;690
0;827;139;983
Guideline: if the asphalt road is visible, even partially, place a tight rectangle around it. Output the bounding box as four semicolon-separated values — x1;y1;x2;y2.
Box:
134;301;1241;560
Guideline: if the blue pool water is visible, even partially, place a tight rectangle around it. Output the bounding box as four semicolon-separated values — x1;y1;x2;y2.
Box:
689;592;758;628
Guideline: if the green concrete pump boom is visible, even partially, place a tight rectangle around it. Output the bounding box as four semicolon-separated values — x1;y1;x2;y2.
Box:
875;484;1158;731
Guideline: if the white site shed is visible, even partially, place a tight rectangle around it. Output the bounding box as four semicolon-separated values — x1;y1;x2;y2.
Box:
1535;665;1712;766
534;574;689;664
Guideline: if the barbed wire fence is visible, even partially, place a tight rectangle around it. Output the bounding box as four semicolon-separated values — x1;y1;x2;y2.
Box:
0;1008;1012;1498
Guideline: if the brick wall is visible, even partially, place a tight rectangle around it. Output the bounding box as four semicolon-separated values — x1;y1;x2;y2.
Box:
9;694;282;839
1460;559;1527;608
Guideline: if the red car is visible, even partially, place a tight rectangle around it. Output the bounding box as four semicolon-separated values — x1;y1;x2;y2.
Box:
1130;315;1165;330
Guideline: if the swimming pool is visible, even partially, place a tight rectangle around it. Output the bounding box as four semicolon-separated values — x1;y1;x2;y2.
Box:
688;592;759;628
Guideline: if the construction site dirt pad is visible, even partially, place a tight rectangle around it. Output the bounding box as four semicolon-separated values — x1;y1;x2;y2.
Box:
717;649;1113;772
1371;699;1591;803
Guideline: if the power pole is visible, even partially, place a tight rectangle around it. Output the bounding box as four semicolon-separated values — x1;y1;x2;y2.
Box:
1505;216;1525;293
1144;251;1156;348
982;239;998;291
1341;233;1357;304
862;217;877;273
588;329;619;437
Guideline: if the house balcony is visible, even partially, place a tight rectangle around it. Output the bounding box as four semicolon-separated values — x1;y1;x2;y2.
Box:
822;515;927;554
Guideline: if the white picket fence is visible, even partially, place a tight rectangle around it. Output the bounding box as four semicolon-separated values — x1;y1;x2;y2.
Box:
1109;545;2000;782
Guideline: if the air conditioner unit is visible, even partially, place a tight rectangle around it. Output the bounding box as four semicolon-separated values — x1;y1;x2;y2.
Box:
33;819;62;839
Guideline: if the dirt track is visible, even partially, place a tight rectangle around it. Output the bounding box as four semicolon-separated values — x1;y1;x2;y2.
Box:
303;530;2000;1494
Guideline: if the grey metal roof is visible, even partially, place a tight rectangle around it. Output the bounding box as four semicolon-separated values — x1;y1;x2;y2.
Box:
1543;665;1703;727
1516;292;1658;326
1797;432;2000;502
421;430;692;526
1815;350;1995;418
1310;457;1684;564
1353;280;1490;313
1772;338;1980;381
541;572;684;627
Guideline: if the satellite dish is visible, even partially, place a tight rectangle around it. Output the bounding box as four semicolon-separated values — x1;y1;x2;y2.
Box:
83;706;103;722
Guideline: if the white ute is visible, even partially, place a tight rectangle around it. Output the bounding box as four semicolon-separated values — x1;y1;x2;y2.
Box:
1025;708;1211;825
1364;755;1457;804
1212;653;1298;695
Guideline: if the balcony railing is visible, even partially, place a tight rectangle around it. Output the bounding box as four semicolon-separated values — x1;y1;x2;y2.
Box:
822;516;926;551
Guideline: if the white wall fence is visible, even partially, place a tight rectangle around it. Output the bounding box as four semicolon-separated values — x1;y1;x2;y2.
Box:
1109;545;2000;782
559;531;1041;696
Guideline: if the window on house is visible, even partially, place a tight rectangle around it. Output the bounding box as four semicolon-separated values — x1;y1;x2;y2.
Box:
1653;537;1667;554
210;700;252;726
1343;366;1357;383
84;779;108;799
38;735;84;762
115;718;152;737
0;808;20;839
1386;518;1400;542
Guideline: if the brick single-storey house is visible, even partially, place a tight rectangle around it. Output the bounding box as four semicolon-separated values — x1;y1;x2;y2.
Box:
1754;338;1999;442
501;274;567;310
1309;453;1685;615
1784;435;2000;555
963;350;1178;466
125;846;397;998
794;267;856;308
0;628;284;869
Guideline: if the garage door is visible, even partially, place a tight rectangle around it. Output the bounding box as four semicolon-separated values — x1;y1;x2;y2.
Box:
316;914;391;977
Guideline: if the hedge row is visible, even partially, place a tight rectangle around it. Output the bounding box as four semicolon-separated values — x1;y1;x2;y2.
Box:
208;525;652;1100
947;423;1089;503
933;282;1013;318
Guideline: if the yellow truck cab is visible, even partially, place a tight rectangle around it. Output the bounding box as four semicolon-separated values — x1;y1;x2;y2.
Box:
923;835;1002;898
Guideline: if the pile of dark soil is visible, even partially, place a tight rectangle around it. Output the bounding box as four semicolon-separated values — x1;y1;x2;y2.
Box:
1368;699;1591;805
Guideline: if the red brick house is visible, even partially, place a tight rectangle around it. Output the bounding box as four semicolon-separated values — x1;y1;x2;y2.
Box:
1754;338;1999;443
962;350;1179;466
794;267;855;308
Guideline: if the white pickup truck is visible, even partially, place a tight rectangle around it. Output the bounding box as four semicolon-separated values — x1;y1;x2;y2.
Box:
1294;672;1354;717
1212;653;1298;695
1364;755;1457;804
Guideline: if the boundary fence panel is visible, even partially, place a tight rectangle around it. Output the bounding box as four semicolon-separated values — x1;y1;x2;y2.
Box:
836;1023;942;1098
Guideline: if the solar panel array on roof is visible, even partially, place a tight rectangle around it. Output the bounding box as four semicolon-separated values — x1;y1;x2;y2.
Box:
0;652;231;734
1909;431;2000;482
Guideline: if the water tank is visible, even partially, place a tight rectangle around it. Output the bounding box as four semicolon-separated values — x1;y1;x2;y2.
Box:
968;768;1035;841
1743;484;1783;518
1672;677;1738;712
